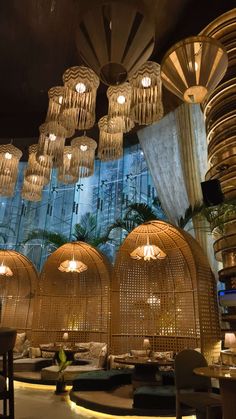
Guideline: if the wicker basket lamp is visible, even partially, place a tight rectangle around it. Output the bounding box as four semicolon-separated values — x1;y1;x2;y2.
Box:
31;242;111;346
0;250;38;336
111;220;221;363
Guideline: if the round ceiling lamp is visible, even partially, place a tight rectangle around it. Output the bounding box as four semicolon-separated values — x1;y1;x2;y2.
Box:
130;61;164;125
63;66;99;130
107;82;134;133
71;136;97;179
76;0;155;86
97;115;123;161
161;36;228;104
37;121;67;167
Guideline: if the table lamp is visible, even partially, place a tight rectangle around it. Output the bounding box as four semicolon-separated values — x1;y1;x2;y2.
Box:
143;338;151;357
62;332;69;343
224;332;236;351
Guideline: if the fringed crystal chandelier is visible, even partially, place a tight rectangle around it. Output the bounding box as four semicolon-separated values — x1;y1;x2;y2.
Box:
130;61;164;125
0;144;22;197
98;116;123;161
161;36;228;104
37;121;67;167
71;136;97;179
130;235;167;261
63;66;100;130
21;178;43;202
57;146;78;184
107;82;134;133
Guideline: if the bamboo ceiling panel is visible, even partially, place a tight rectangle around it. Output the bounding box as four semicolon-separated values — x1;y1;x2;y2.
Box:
0;250;38;335
111;221;221;362
31;242;111;346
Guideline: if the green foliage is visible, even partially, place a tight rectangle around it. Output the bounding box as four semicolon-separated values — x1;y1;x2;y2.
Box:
177;203;204;229
23;229;68;248
56;349;72;381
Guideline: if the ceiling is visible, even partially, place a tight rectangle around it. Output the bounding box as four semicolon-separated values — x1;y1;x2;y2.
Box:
0;0;234;159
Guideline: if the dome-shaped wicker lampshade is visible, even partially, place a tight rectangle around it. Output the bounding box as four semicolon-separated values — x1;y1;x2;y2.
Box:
37;121;67;167
130;61;164;125
57;146;78;185
107;82;134;133
98;115;123;161
63;66;99;130
71;136;97;178
0;250;38;331
161;36;228;103
111;220;221;362
0;144;22;197
76;0;155;86
31;241;111;345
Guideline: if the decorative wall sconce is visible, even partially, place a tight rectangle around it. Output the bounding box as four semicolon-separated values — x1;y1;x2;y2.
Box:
161;36;228;103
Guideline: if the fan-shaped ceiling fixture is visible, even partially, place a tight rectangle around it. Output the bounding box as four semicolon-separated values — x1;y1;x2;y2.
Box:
76;0;155;86
161;36;228;104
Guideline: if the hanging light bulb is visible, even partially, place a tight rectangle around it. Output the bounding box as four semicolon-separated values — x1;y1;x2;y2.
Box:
0;261;13;276
58;258;88;273
130;235;166;261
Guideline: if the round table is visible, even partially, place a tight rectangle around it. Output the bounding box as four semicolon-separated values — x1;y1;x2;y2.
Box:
194;365;236;419
40;345;88;364
114;356;174;389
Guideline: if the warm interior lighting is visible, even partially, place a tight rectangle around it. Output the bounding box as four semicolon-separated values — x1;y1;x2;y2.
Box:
130;236;167;261
117;95;126;104
80;144;88;151
71;136;97;178
141;76;151;87
75;82;86;93
58;258;88;273
49;133;56;142
0;262;13;276
4;152;12;160
224;332;236;351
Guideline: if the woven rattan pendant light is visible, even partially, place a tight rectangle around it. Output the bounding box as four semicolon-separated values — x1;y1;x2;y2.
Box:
71;136;97;179
98;115;123;161
63;66;99;130
37;121;67;167
21;178;43;202
130;61;164;125
57;146;78;184
107;82;134;133
46;87;75;138
25;144;51;186
161;36;228;103
0;144;22;197
76;0;155;86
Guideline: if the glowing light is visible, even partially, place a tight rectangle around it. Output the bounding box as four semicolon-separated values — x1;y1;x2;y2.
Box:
141;76;151;88
75;82;86;94
58;259;88;273
0;262;13;276
80;144;88;151
49;133;56;142
67;153;72;160
58;95;63;104
4;152;12;160
130;236;166;261
117;95;126;104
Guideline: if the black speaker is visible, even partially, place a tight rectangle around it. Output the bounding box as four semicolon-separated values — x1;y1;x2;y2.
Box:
201;179;224;207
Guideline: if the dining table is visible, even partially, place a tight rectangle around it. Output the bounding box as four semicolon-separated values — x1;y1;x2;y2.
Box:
114;356;174;389
194;365;236;419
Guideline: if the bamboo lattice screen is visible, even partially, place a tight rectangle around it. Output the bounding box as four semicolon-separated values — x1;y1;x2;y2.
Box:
31;242;111;346
111;221;221;362
0;250;38;337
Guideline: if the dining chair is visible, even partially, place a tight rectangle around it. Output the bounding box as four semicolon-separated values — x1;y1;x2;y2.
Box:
0;327;17;419
175;349;222;419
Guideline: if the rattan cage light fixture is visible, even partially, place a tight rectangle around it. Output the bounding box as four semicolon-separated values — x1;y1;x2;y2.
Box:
21;179;43;202
46;86;75;139
57;146;78;185
71;136;97;178
37;121;67;167
98;115;123;161
31;241;111;346
111;220;221;362
62;66;100;131
130;61;164;125
76;0;155;86
161;36;228;104
0;144;22;197
107;82;134;133
25;144;51;187
0;250;38;333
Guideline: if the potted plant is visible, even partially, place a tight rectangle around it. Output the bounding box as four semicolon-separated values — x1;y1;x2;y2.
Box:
55;349;72;394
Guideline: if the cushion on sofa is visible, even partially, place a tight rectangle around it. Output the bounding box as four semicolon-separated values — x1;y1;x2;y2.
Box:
29;347;42;358
13;333;26;353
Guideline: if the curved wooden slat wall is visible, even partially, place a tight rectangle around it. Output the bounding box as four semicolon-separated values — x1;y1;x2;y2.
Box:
31;242;111;346
111;221;221;362
0;250;38;336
